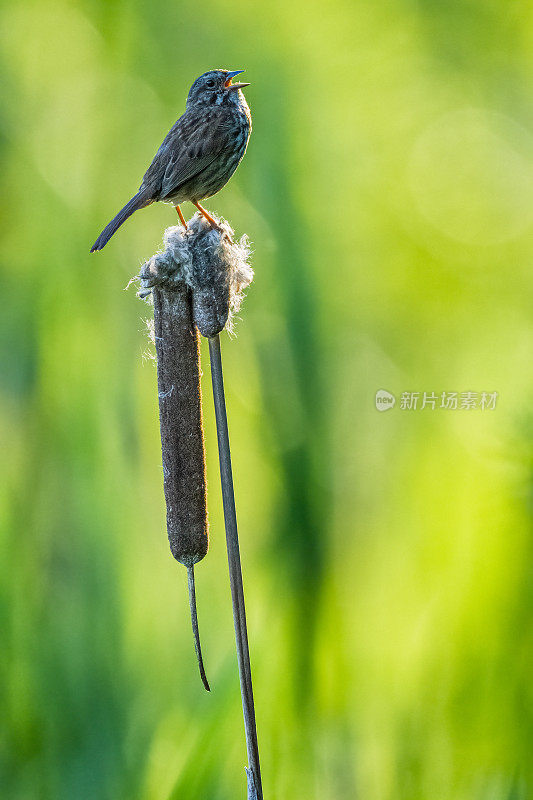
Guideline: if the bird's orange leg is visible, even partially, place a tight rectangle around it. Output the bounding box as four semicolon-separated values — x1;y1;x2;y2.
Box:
175;204;188;229
192;201;233;243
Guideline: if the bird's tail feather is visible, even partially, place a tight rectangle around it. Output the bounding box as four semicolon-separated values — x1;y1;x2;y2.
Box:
90;190;150;252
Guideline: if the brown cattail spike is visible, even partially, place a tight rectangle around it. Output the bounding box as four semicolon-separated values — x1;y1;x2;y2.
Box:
152;281;209;690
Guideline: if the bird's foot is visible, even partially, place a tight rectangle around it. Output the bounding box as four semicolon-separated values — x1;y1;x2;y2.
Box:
211;222;233;245
193;201;234;244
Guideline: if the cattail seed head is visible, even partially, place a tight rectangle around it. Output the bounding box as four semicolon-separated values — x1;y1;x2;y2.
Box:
137;214;253;692
139;213;253;336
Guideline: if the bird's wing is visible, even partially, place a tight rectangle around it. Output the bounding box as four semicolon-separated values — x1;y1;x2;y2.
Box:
141;108;235;199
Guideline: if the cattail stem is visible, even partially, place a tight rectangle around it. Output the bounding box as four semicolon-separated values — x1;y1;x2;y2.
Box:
187;565;210;692
208;334;263;800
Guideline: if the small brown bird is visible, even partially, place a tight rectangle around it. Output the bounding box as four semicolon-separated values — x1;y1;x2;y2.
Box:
91;69;251;252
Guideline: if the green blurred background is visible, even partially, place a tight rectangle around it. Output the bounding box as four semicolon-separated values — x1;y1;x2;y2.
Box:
1;1;532;798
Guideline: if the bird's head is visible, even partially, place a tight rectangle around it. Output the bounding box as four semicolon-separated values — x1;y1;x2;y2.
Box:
186;69;250;108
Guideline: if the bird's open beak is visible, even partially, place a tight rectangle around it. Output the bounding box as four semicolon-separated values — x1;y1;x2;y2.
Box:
225;70;250;90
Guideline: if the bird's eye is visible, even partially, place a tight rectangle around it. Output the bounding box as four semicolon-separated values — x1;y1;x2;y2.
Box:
206;79;216;89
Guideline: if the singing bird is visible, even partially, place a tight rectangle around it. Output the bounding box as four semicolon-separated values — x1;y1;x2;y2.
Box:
90;69;251;252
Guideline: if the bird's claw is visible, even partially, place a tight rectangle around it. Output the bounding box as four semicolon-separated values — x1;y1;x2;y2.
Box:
207;220;233;245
